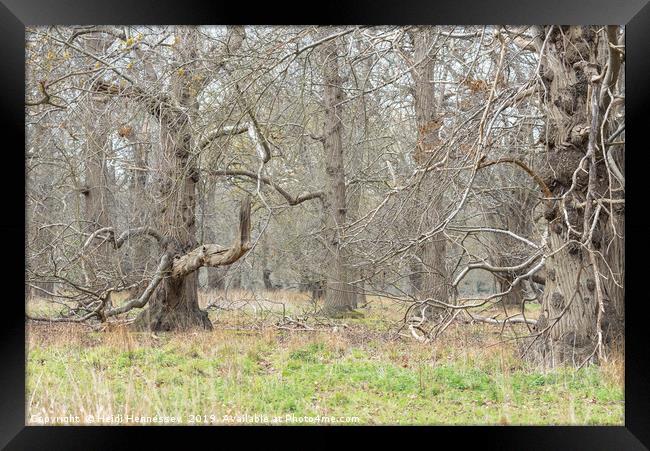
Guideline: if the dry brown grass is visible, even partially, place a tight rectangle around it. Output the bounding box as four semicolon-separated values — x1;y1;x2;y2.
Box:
600;340;625;388
197;288;311;309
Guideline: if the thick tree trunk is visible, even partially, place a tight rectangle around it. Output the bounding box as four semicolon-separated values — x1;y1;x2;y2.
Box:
133;117;210;331
134;271;210;331
319;35;356;316
134;29;210;331
410;27;449;318
532;233;599;364
529;26;624;365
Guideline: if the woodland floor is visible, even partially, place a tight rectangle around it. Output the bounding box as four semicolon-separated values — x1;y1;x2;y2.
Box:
26;290;624;425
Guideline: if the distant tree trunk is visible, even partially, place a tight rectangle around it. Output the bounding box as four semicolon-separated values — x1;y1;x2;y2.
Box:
260;232;274;291
319;34;356;316
299;275;325;300
410;27;449;317
346;174;362;308
345;38;376;309
311;280;326;301
409;259;423;294
81;90;114;292
202;185;226;291
487;184;536;308
497;276;525;307
529;26;624;365
207;266;226;290
26;124;58;300
122;120;151;276
82;114;111;285
229;269;242;290
262;269;274;291
82;110;111;233
78;34;117;309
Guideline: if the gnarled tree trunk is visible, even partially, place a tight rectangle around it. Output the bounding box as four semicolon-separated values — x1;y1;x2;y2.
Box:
529;26;624;365
133;113;211;330
134;29;207;331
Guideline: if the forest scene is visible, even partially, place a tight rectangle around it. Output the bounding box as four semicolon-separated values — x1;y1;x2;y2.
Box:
25;25;625;425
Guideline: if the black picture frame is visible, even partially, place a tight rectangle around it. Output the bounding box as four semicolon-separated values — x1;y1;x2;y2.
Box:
2;1;648;448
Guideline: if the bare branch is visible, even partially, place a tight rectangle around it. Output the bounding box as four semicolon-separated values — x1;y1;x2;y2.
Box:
106;253;172;317
198;123;249;150
209;169;324;206
478;157;553;198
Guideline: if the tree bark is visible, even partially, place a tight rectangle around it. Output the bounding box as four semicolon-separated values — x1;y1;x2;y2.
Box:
319;33;356;316
262;269;274;291
529;26;624;365
260;232;274;291
133;115;210;330
497;277;525;307
80;34;115;296
122;120;151;276
133;29;207;331
410;27;449;318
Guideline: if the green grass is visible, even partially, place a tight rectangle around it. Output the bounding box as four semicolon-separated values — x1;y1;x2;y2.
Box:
26;322;623;425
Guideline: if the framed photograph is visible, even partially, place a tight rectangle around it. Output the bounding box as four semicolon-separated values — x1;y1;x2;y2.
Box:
2;0;648;448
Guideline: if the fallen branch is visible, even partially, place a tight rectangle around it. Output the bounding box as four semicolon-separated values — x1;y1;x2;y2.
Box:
465;314;538;326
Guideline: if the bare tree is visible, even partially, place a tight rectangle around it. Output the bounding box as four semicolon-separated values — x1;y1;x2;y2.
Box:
25;25;624;364
407;27;450;317
317;31;357;316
